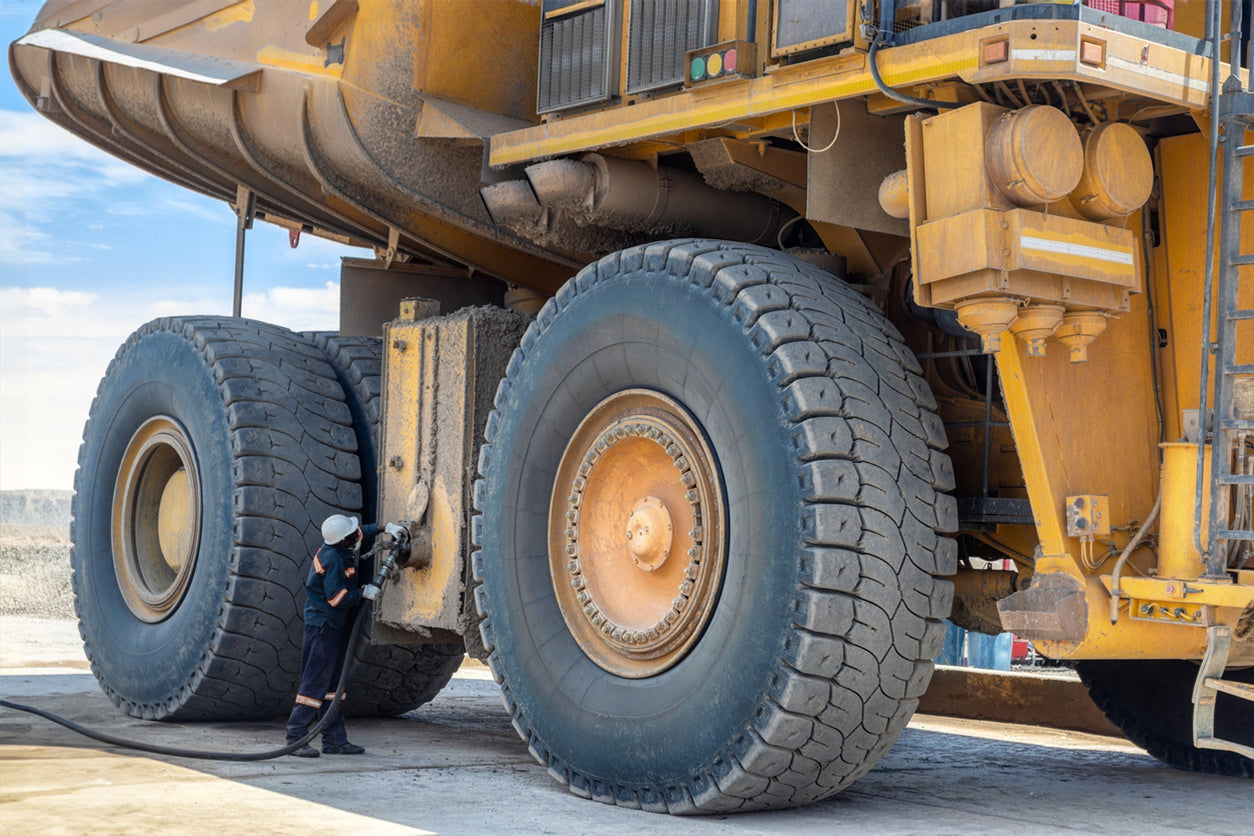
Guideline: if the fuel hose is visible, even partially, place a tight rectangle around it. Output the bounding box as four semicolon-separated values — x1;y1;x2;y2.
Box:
0;547;399;762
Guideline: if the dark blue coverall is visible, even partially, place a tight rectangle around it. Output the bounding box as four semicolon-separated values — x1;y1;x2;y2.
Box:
285;523;378;748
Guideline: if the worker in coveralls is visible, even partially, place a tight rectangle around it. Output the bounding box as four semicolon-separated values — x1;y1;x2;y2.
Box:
286;514;404;757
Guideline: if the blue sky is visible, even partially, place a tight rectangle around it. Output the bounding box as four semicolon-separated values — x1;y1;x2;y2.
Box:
0;1;367;490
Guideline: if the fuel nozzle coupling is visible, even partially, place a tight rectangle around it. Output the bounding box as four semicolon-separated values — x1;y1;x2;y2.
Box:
372;550;398;590
372;524;411;588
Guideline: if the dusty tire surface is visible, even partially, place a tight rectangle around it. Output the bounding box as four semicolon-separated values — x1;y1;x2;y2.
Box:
1077;659;1253;778
473;240;956;812
304;333;464;717
73;317;360;720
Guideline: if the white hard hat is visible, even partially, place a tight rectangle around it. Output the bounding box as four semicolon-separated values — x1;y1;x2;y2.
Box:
321;515;360;545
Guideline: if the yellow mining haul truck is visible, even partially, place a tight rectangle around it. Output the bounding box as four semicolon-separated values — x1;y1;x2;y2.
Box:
10;0;1252;811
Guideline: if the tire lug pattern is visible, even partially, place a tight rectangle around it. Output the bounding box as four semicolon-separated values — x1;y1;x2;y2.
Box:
471;240;956;812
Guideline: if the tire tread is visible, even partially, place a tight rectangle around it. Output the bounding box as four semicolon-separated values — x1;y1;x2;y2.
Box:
471;240;956;811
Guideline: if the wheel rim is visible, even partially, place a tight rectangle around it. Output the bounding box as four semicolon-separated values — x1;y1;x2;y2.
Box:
548;389;726;678
111;416;201;623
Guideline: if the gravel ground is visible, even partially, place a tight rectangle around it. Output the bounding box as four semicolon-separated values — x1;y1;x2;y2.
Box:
0;525;73;620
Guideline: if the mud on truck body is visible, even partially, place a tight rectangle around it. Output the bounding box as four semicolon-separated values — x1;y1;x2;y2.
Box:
9;0;1252;812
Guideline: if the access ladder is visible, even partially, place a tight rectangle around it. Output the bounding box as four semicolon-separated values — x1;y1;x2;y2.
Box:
1192;0;1254;761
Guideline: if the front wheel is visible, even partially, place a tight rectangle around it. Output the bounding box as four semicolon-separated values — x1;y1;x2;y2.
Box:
1077;660;1253;778
473;240;956;812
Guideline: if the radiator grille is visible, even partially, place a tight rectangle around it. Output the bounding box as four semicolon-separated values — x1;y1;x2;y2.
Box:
538;3;616;114
626;0;719;95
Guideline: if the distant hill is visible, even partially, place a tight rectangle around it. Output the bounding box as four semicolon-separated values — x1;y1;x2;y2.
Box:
0;490;73;529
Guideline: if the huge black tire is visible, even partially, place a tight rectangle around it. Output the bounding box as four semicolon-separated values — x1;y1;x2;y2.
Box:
72;317;361;720
473;240;957;812
1077;660;1254;778
303;333;463;717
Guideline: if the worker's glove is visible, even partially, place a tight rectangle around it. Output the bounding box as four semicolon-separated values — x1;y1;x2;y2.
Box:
361;584;381;601
384;522;406;540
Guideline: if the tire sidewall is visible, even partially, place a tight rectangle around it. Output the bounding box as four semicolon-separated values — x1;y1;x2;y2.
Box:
481;271;801;782
73;327;234;709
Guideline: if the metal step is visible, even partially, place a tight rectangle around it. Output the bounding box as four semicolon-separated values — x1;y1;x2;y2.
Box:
1216;473;1254;486
1193;626;1254;760
1229;309;1254;321
1215;529;1254;541
1235;199;1254;212
1234;253;1254;267
1207;678;1254;700
1237;145;1254;158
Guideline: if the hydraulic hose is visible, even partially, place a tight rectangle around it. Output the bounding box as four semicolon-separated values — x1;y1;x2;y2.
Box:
868;40;962;110
0;547;399;761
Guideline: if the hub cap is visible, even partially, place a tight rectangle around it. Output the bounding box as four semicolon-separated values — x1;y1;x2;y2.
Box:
112;417;201;623
548;390;725;678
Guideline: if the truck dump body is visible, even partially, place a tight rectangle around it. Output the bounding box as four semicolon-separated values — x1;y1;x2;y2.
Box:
10;0;1252;812
9;0;579;290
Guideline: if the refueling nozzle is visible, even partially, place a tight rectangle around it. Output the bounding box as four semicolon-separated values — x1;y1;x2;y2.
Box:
372;523;410;588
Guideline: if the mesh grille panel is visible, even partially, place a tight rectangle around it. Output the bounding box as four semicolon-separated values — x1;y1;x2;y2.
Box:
538;5;613;114
626;0;718;94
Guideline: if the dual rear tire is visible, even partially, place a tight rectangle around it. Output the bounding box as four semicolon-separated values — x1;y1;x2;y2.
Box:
73;318;456;720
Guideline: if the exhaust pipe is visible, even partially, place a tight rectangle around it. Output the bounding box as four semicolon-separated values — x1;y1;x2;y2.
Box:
482;153;791;246
480;180;545;229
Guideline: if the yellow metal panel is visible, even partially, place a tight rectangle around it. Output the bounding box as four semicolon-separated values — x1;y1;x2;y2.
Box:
492;32;983;165
256;44;343;78
905;114;928;303
994;259;1161;567
376;315;474;633
995;339;1069;561
916;209;1001;285
1155;131;1254;440
1103;576;1254;612
1065;494;1110;538
1034;570;1213;660
919;102;1003;220
1010;211;1138;288
961;20;1211;107
411;1;541;121
916;207;1138;303
492;20;1215;166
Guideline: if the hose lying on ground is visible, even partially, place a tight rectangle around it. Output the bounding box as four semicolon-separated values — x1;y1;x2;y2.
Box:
0;548;397;761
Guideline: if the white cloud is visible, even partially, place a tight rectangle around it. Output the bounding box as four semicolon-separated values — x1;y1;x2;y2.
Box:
0;109;148;187
161;197;231;224
0;283;340;489
0;109;157;265
241;280;339;332
0;288;120;490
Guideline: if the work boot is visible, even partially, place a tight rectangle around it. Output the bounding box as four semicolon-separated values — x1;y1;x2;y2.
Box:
290;744;320;758
322;741;365;755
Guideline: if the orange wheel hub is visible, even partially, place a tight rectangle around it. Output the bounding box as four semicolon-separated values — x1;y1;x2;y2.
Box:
548;390;725;678
111;416;201;623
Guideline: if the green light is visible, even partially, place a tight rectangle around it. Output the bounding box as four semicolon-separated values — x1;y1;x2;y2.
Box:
690;56;706;81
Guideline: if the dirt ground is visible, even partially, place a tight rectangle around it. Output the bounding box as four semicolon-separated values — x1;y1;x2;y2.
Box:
2;614;1252;835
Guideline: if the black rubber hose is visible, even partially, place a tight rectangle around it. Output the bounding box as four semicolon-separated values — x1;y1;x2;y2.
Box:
0;598;372;761
0;548;401;761
869;40;962;110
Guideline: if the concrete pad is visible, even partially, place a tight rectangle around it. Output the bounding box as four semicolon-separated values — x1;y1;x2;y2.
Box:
3;616;1251;834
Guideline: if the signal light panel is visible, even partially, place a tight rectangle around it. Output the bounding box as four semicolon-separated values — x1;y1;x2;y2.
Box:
686;41;755;86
